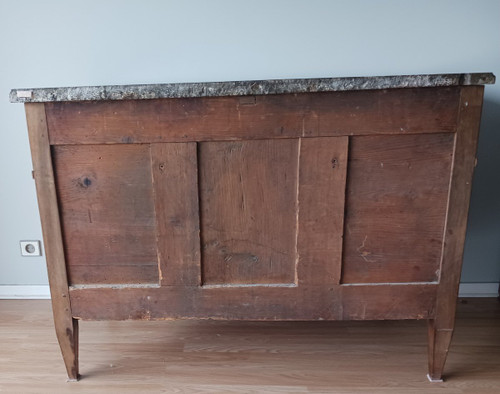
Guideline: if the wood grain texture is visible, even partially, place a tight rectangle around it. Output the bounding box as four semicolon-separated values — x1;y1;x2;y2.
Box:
67;266;158;285
53;144;158;285
71;286;335;321
297;137;348;285
428;320;453;381
199;139;299;285
428;86;484;381
67;284;435;321
25;103;79;380
434;87;484;329
339;284;436;320
45;87;460;145
342;133;454;284
2;299;499;393
151;143;201;286
22;83;487;383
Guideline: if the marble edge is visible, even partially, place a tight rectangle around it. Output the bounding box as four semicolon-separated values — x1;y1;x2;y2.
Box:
9;73;495;103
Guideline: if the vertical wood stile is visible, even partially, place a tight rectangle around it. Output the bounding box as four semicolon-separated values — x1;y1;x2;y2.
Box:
151;143;201;286
297;136;349;285
24;103;79;381
428;86;484;381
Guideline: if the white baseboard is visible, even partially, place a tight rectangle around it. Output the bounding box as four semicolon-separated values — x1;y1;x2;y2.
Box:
0;283;498;299
459;283;499;297
0;285;50;299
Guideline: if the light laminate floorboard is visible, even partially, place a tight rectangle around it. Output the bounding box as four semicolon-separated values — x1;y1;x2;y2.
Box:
0;298;499;393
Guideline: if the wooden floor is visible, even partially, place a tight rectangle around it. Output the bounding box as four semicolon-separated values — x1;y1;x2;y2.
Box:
0;299;499;393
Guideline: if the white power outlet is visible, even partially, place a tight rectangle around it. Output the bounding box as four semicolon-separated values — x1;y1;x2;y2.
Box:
20;240;42;257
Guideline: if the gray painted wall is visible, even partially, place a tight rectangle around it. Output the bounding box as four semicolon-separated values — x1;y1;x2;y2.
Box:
1;0;499;286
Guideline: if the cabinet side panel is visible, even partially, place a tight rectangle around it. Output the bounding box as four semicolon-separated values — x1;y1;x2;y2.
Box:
53;144;158;284
199;139;299;285
342;133;454;284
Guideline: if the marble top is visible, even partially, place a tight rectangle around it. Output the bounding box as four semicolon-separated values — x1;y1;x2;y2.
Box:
10;73;495;103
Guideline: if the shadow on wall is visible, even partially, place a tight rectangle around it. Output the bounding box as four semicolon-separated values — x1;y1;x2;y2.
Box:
462;97;500;283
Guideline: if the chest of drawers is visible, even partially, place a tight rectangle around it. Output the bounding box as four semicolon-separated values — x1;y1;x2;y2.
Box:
11;73;494;381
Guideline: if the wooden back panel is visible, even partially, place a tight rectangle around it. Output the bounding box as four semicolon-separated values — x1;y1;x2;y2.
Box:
42;86;477;321
54;137;349;288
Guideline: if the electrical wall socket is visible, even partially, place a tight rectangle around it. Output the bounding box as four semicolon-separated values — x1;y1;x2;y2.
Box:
20;240;42;257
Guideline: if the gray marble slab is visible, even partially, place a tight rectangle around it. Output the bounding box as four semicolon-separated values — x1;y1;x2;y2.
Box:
10;73;495;103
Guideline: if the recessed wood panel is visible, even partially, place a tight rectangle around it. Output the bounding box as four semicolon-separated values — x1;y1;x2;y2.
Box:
199;139;299;285
342;133;454;284
53;144;158;285
45;87;460;145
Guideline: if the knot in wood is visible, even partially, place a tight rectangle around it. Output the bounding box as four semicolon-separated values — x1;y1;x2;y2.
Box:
78;176;93;188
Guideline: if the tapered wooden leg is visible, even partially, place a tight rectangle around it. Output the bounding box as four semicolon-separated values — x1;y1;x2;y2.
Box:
427;319;453;382
428;86;484;382
53;316;79;381
25;103;80;381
